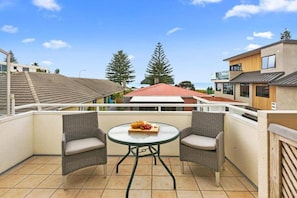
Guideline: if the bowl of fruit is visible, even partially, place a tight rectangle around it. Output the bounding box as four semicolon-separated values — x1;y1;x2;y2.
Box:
129;121;159;133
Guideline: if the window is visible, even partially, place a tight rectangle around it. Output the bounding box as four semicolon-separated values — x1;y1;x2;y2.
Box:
262;55;276;69
215;83;222;91
230;64;242;71
223;83;233;95
240;83;249;97
0;64;7;72
23;67;29;72
256;85;269;98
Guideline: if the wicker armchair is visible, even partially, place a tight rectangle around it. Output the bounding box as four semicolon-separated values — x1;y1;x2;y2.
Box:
62;112;107;188
180;111;225;186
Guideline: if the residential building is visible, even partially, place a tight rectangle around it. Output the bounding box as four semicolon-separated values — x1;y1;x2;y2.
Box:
124;83;243;111
0;62;50;73
212;39;297;110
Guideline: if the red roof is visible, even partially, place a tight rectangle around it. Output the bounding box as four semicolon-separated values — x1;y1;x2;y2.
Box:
125;83;211;97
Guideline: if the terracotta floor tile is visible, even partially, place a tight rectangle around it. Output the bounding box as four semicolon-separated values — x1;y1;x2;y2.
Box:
152;190;177;198
106;175;130;189
226;191;255;198
131;175;151;189
220;177;247;191
25;188;56;198
195;176;223;191
76;189;103;197
37;174;63;188
83;175;109;189
0;174;27;188
171;165;192;176
176;190;203;198
101;189;126;197
15;174;48;188
201;190;228;198
153;165;171;176
33;164;59;174
50;189;79;198
0;188;32;198
176;176;199;190
152;176;175;190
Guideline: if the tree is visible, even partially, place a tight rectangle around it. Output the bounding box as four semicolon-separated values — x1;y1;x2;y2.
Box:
280;28;291;40
4;50;18;63
105;50;135;89
141;42;174;85
55;69;60;74
178;81;195;90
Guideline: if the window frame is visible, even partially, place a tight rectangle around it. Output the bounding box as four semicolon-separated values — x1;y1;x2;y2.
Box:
256;85;270;98
262;54;276;69
223;82;233;95
240;83;249;97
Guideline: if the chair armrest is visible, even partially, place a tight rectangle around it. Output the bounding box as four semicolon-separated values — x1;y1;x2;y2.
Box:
62;133;66;156
96;128;106;144
216;131;225;165
180;127;193;139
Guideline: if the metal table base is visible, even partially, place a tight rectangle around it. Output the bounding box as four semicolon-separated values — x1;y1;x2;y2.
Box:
116;145;176;198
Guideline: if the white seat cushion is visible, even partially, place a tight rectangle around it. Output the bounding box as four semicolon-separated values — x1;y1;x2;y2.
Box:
65;137;105;156
181;134;216;150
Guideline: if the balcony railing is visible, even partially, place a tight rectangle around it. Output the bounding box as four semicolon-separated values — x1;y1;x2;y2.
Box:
1;102;296;198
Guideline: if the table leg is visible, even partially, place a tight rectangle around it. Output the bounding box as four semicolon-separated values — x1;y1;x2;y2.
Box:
157;144;176;189
116;146;131;173
126;146;139;198
148;146;157;165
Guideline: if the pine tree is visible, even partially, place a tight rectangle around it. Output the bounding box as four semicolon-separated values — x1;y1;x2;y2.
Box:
141;42;174;85
4;50;18;63
280;28;291;40
106;50;135;89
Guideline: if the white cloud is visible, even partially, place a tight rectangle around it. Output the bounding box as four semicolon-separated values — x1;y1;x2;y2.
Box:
191;0;222;5
1;25;18;33
43;40;71;49
41;60;53;65
247;36;254;40
22;38;36;43
245;44;261;51
0;0;15;9
166;27;182;35
224;4;260;19
32;0;61;11
253;31;273;39
224;0;297;19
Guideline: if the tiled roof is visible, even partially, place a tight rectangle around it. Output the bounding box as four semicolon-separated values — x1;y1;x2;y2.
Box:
269;71;297;87
10;72;123;107
124;83;211;97
230;71;284;83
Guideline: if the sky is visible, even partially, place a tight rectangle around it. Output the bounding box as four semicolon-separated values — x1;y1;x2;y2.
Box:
1;0;297;86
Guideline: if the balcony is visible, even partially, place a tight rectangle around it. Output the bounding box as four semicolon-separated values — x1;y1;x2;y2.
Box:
1;103;297;197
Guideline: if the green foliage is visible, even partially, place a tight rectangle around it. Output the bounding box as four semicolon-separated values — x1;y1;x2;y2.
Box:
141;42;174;85
55;69;60;74
106;50;135;89
4;50;17;63
280;28;291;40
178;81;195;90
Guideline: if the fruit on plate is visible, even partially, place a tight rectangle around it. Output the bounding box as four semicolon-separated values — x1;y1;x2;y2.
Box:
130;121;152;130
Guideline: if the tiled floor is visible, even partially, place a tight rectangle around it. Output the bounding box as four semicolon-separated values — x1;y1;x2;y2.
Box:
0;156;258;198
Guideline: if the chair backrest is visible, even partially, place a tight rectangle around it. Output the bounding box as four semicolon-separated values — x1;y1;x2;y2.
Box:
63;112;99;141
191;111;224;138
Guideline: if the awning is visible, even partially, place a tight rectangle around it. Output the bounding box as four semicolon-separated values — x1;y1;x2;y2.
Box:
130;96;184;103
230;71;284;83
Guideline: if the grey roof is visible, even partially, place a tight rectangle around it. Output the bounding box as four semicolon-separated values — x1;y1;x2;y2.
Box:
230;71;284;83
269;71;297;87
10;72;123;108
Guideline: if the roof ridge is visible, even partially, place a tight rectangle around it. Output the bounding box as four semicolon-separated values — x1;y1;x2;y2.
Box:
24;72;40;104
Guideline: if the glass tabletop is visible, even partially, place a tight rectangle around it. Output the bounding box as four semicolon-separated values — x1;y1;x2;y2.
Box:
107;122;180;146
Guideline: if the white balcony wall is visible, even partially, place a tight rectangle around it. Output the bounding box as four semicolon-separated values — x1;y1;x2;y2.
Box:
0;113;34;173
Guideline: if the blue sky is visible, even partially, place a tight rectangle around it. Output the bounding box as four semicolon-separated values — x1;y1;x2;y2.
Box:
1;0;297;86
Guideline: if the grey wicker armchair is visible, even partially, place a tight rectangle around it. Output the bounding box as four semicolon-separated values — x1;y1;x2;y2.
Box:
62;112;107;188
180;111;225;186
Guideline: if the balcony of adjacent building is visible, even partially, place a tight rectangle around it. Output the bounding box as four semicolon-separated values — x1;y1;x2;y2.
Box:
0;103;297;198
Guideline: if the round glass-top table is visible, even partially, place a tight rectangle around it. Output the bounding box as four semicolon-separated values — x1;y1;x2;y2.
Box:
107;122;179;198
